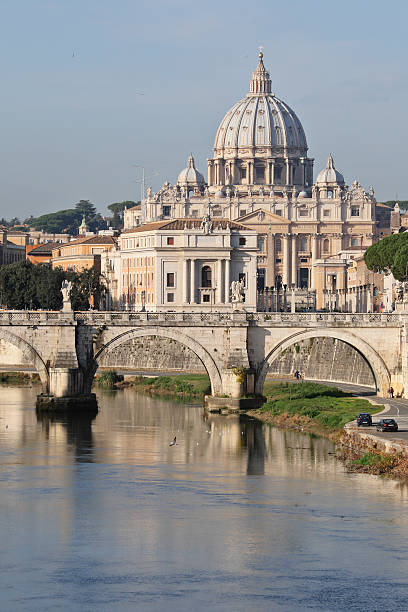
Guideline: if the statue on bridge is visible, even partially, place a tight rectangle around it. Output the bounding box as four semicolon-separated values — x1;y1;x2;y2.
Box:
231;279;245;304
61;280;73;311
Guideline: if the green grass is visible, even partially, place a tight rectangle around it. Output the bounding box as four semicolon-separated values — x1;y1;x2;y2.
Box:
97;369;124;388
127;374;211;399
351;452;396;472
259;381;381;431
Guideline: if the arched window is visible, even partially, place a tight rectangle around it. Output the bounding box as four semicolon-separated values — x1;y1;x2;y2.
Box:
327;190;334;199
275;238;282;252
201;266;212;288
351;237;359;247
300;236;308;251
323;238;329;253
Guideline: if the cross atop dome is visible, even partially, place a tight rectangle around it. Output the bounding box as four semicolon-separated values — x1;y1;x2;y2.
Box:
249;48;271;94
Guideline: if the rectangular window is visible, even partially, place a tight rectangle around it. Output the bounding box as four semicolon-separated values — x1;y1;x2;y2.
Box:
351;207;360;217
275;210;282;216
167;293;174;303
163;206;171;217
239;237;246;245
240;167;247;180
323;209;330;217
255;166;264;180
275;258;282;263
238;273;246;286
240;209;247;217
167;237;174;245
299;209;308;217
202;294;210;303
167;272;175;287
191;210;198;218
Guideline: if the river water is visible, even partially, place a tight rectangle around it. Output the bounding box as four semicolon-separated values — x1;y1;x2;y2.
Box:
1;386;408;611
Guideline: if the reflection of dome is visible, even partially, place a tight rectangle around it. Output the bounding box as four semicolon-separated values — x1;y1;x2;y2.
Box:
177;154;204;186
214;52;307;155
316;154;344;185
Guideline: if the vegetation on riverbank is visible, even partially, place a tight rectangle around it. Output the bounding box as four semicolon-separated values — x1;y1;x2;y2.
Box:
96;370;124;388
0;372;40;385
338;447;408;480
96;371;211;400
248;381;380;439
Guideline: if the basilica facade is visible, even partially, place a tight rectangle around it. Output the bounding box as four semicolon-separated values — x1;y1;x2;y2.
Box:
124;52;390;309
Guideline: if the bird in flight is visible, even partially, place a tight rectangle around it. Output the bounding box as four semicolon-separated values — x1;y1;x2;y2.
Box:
169;436;177;446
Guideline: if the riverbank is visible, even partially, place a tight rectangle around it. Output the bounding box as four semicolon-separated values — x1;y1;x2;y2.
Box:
95;372;211;401
247;381;377;441
0;371;40;385
248;380;408;481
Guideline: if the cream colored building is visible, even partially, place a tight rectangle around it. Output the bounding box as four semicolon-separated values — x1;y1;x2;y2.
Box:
124;52;388;309
119;218;258;311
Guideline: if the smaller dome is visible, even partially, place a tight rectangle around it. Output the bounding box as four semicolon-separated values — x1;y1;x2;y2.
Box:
177;154;204;186
316;154;344;185
298;190;308;198
215;189;225;198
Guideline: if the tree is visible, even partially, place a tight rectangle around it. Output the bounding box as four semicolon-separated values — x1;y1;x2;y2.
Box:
28;209;82;234
0;261;65;309
383;200;408;209
0;261;105;310
74;200;106;232
107;201;138;229
64;267;106;310
364;232;408;281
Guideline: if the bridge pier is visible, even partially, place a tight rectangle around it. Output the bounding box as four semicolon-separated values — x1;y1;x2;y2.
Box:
205;367;264;412
36;368;97;412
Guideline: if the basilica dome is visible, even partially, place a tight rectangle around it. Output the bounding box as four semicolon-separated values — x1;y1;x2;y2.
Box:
213;52;308;156
177;154;205;187
315;154;344;185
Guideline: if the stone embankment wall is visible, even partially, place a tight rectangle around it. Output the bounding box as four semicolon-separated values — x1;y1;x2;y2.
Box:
268;337;375;387
98;335;206;372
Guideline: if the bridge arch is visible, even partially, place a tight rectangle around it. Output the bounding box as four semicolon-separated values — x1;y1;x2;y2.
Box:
0;328;49;391
86;326;223;395
255;328;390;396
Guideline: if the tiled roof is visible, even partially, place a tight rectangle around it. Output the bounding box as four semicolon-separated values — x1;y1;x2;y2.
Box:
127;204;141;211
28;241;60;254
122;218;251;233
60;236;117;247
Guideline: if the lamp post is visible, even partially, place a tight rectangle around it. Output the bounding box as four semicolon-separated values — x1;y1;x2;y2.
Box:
141;290;146;312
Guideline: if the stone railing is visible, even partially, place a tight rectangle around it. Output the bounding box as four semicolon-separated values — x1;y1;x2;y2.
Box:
249;312;402;326
0;309;404;327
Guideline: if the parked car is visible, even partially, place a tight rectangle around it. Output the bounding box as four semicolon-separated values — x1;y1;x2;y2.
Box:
376;418;398;432
356;413;372;427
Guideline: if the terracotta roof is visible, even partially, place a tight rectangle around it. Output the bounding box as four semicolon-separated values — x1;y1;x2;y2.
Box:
127;204;141;211
61;236;117;247
122;218;252;233
28;241;60;254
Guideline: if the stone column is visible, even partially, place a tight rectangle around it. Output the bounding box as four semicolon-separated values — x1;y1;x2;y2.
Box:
282;234;290;287
286;160;290;185
248;160;254;185
271;161;275;185
225;259;230;303
291;234;297;287
266;234;275;287
182;258;188;304
311;234;318;289
217;259;223;304
191;259;196;304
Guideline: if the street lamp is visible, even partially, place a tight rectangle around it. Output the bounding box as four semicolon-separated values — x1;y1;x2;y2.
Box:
141;290;146;312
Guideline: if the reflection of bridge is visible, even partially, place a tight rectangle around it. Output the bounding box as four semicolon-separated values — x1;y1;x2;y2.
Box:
0;310;405;409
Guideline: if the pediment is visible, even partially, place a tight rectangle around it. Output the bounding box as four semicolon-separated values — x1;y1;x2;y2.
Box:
236;208;290;224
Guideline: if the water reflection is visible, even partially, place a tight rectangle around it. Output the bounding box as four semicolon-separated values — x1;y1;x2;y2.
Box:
36;408;98;463
1;386;408;611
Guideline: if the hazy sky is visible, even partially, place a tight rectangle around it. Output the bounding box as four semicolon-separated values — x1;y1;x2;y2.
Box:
0;0;407;220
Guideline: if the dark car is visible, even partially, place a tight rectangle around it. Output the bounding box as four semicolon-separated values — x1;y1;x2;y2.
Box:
357;413;372;427
376;418;398;432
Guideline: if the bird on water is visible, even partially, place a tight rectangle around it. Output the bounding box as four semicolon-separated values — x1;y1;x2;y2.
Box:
169;436;177;446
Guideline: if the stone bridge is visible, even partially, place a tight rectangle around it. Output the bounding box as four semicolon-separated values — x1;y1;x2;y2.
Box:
0;310;406;410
